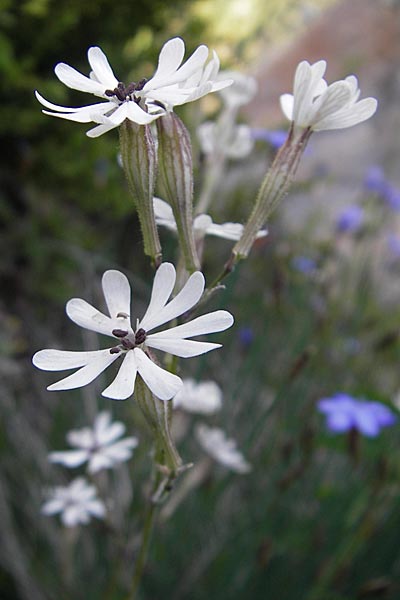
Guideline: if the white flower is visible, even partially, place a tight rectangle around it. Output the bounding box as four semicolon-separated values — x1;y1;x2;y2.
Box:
49;411;138;473
173;379;222;414
197;121;254;158
154;197;267;242
217;71;258;108
35;37;232;137
41;477;106;527
32;264;234;401
196;424;251;473
280;60;377;131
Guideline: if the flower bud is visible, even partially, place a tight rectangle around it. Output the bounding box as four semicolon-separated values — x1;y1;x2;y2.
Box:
156;113;200;272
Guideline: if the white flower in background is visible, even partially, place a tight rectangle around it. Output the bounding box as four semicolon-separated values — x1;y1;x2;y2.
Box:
217;71;258;108
35;37;232;137
49;411;138;473
197;121;254;159
33;264;234;401
196;424;251;473
41;477;106;527
173;379;222;414
280;60;377;131
154;197;267;242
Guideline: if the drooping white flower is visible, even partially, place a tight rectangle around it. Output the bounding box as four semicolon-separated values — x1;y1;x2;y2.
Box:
154;197;267;242
173;379;222;414
217;71;258;108
49;411;138;473
280;60;377;132
196;424;251;473
41;477;106;527
32;264;234;401
197;121;254;159
35;37;232;137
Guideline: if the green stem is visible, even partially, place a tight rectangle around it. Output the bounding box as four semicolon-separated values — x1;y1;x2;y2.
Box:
128;493;158;600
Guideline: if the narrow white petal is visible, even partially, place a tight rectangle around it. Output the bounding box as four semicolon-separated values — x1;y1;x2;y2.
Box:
95;414;125;444
126;101;159;124
314;97;378;131
280;93;294;121
148;310;234;340
41;102;115;123
102;351;137;400
146;337;221;358
312;81;352;125
139;263;176;331
66;298;115;336
55;63;106;95
151;37;185;81
141;271;205;332
47;350;119;392
134;348;182;400
33;349;106;371
87;454;113;473
101;270;131;320
106;102;129;124
86;122;118;137
87;47;119;89
86;500;106;518
49;450;89;468
41;499;65;515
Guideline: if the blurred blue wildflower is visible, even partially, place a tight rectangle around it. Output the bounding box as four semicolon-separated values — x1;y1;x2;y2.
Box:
364;166;400;210
292;256;316;274
318;393;396;437
251;128;288;149
336;205;364;233
238;326;254;348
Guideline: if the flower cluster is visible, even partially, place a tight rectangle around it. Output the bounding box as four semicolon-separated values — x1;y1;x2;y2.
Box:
42;478;106;527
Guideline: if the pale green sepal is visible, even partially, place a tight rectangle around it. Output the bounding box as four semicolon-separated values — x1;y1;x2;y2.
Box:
119;120;162;267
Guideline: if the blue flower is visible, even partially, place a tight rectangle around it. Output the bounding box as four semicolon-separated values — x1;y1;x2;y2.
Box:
238;327;254;348
364;166;400;211
336;205;364;232
292;256;316;274
251;128;288;149
317;393;396;437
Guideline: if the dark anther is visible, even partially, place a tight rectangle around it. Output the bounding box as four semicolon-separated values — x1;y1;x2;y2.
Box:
116;312;130;319
109;347;120;354
112;329;129;338
134;328;146;345
151;100;166;110
121;338;135;350
135;78;147;91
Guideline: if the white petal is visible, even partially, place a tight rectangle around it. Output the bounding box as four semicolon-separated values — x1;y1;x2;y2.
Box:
87;454;113;473
86;122;118;137
94;413;125;444
87;47;119;89
32;349;107;371
102;351;137;400
312;81;352;125
66;298;115;336
47;350;119;392
141;271;205;332
139;263;177;331
314;97;378;131
148;310;234;340
280;93;294;121
126;101;159;125
41;498;65;515
146;337;221;358
49;450;89;468
153;197;175;222
151;37;185;81
101;270;131;320
86;500;106;518
55;63;106;95
134;348;182;400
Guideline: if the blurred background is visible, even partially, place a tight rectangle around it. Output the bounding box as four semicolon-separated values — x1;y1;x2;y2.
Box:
2;0;400;598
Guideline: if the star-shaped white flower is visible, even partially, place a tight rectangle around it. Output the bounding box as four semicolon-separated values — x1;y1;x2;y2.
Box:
35;37;232;137
196;424;251;473
49;411;138;473
280;60;377;131
173;379;222;415
154;197;267;242
32;264;234;401
41;477;106;527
